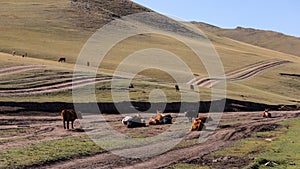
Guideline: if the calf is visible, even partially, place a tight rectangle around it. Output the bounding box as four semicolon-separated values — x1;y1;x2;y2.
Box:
175;85;180;92
61;109;82;129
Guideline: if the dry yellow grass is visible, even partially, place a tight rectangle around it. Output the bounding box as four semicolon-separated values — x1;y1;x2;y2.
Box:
0;1;299;104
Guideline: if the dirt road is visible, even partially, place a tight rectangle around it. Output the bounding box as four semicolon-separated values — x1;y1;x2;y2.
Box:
1;110;298;169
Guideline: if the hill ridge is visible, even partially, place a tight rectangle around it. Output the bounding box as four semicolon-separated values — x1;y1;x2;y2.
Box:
193;22;300;57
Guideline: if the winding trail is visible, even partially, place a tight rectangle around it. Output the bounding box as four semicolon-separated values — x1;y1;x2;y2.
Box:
188;59;291;88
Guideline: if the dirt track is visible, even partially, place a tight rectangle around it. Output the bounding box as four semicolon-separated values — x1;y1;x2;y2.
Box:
1;110;299;169
188;59;291;88
0;65;115;96
0;59;291;96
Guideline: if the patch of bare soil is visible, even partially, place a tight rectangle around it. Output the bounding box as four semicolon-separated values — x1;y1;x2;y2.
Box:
14;110;295;169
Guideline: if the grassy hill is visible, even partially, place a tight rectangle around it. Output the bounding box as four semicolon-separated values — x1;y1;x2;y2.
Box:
0;0;299;105
0;0;150;62
193;22;300;57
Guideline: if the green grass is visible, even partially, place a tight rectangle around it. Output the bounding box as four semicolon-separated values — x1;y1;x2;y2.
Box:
206;118;300;169
0;136;104;169
0;127;36;137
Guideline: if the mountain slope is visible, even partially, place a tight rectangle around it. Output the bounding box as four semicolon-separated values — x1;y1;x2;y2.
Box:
0;1;299;105
0;0;150;61
193;22;300;57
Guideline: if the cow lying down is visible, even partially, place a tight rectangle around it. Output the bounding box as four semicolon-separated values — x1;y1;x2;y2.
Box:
191;116;213;131
262;110;272;118
122;115;146;128
148;112;172;125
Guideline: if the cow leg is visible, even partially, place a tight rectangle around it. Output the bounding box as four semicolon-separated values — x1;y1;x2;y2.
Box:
63;120;66;129
67;120;70;129
71;120;74;129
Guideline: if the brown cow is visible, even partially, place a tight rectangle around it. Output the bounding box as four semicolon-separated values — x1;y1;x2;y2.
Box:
148;111;172;125
61;109;82;129
190;116;212;131
191;118;204;131
262;110;272;118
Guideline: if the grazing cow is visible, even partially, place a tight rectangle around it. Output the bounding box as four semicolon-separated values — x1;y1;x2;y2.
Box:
58;57;66;62
175;85;180;92
190;85;194;91
184;110;198;122
262;110;272;118
129;83;134;89
61;109;82;129
122;115;146;128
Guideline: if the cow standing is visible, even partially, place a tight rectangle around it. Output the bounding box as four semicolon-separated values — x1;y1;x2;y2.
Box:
58;57;66;62
61;109;82;129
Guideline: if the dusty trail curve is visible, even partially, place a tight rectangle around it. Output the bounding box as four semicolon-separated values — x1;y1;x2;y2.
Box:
188;59;291;88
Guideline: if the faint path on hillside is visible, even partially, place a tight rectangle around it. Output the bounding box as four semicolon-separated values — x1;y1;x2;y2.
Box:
188;59;291;88
0;65;46;77
0;59;292;96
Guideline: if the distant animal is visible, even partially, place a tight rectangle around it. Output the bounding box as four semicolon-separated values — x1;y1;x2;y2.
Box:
111;13;120;18
262;110;272;118
175;85;180;92
129;83;134;89
122;115;146;128
12;50;16;56
190;85;194;91
58;57;66;62
184;110;199;122
61;109;82;129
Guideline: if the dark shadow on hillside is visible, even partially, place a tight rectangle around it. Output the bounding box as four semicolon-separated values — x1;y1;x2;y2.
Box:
0;99;298;116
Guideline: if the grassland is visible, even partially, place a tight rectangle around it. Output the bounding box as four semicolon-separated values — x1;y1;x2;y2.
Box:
169;117;300;169
0;0;299;104
0;136;104;168
193;22;300;57
212;118;300;169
